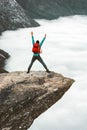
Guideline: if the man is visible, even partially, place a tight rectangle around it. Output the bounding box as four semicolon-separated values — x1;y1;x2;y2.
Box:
27;32;50;73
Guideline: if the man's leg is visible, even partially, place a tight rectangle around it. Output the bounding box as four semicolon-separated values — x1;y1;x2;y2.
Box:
37;55;50;73
27;56;36;73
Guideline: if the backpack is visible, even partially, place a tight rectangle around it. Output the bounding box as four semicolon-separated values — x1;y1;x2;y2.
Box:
32;43;42;53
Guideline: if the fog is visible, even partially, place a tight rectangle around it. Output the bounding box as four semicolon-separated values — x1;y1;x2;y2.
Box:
0;15;87;130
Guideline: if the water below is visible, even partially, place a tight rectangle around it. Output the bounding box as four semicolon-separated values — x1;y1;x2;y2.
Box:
0;15;87;130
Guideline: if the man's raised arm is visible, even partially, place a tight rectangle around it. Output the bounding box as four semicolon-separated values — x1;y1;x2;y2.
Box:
40;34;47;47
31;31;35;45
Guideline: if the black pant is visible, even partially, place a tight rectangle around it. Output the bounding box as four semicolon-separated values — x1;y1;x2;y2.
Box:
27;55;49;72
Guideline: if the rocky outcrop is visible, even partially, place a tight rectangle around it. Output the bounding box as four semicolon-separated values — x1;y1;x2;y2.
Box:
0;0;39;34
0;49;9;73
0;71;74;130
17;0;87;20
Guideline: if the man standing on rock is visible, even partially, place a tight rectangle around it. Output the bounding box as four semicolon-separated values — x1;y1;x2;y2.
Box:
27;32;50;73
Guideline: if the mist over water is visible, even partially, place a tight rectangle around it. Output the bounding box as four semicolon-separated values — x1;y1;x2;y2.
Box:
0;15;87;130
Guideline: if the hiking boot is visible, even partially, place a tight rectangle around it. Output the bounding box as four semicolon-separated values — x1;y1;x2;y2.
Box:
27;71;30;73
46;70;50;73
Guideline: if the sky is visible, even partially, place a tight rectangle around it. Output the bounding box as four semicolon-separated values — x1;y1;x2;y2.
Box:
0;15;87;130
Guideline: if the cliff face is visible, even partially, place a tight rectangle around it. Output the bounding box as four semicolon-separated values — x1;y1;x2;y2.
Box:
0;49;9;73
0;71;74;130
0;0;39;34
17;0;87;19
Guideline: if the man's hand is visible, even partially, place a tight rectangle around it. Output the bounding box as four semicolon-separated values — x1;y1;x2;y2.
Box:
31;32;33;36
45;34;47;37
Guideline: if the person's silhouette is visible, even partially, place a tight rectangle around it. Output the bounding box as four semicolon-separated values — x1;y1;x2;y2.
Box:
27;32;50;73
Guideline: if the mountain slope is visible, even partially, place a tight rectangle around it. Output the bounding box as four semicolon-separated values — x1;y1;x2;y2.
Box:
0;0;39;34
17;0;87;19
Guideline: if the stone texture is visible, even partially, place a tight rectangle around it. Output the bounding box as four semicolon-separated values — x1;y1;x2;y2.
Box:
0;71;74;130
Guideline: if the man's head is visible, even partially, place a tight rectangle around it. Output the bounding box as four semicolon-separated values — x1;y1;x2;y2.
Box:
36;40;39;44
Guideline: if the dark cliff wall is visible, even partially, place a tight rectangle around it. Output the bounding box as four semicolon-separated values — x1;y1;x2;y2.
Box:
0;0;39;34
0;49;9;73
17;0;87;19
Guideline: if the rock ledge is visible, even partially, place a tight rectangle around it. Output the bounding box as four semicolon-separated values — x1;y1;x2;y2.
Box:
0;71;74;130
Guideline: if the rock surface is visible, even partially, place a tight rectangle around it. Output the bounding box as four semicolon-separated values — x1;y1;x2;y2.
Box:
0;49;9;73
0;71;74;130
17;0;87;19
0;0;39;34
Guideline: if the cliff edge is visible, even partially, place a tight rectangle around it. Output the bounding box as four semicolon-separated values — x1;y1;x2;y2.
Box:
0;71;74;130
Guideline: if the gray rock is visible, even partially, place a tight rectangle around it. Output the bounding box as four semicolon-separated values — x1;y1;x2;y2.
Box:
0;49;9;59
0;71;74;130
0;0;39;34
16;0;87;19
0;49;9;73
